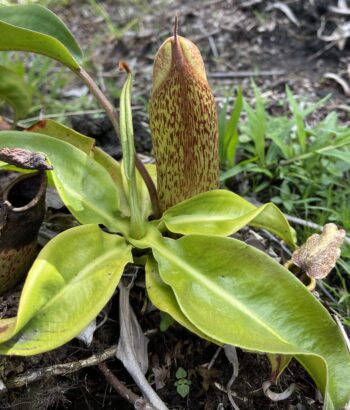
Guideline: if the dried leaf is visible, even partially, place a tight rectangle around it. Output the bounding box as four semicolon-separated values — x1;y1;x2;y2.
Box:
117;283;149;375
292;223;346;279
198;365;221;391
116;281;168;410
76;319;96;347
152;365;170;390
0;147;52;170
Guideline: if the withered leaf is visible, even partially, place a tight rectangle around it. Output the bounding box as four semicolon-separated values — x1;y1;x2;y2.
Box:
292;223;345;279
0;148;52;170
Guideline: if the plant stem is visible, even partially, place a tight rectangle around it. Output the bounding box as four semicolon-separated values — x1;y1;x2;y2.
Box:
99;362;154;409
0;345;118;394
77;67;160;218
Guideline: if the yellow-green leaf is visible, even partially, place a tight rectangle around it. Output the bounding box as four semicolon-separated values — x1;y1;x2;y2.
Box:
161;190;296;248
0;131;127;233
0;225;132;355
149;234;350;409
145;255;220;345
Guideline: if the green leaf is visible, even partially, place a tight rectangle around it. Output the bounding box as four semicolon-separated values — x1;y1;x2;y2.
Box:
223;87;243;168
145;256;220;344
286;86;306;153
28;119;95;154
119;64;144;238
0;224;132;355
176;367;187;379
159;312;174;332
176;381;190;398
218;99;229;165
0;5;82;70
322;149;350;165
244;83;266;166
161;190;296;248
93;147;129;217
27;120;130;218
150;235;350;409
0;131;128;232
0;64;31;121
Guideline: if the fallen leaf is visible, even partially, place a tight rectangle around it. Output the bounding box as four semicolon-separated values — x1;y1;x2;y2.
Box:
292;223;345;279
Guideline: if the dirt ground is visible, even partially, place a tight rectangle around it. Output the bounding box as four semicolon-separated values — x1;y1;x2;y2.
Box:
1;1;350;409
63;0;350;151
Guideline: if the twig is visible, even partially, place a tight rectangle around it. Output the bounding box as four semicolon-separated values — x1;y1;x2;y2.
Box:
15;106;144;126
0;345;118;395
307;42;335;62
99;362;155;410
317;281;338;304
224;345;240;410
323;73;350;96
262;380;296;401
285;214;350;246
262;229;292;257
207;346;222;370
265;2;300;27
240;0;263;8
207;70;285;78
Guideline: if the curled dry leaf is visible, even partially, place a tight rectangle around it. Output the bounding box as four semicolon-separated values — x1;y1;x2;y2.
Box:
0;147;52;170
292;223;346;279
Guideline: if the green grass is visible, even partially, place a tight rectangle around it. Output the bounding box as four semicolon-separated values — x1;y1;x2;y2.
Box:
219;84;350;326
220;84;350;231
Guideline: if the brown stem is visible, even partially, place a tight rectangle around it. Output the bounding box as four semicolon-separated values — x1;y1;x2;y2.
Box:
99;363;155;410
1;345;118;394
135;155;161;218
77;67;160;218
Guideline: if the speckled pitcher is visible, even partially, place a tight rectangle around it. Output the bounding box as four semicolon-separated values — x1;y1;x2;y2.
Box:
0;172;47;295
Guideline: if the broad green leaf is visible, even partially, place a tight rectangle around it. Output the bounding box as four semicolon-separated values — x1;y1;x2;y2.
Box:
0;224;132;355
145;256;220;345
0;5;82;70
161;190;296;248
27;120;130;217
27;119;95;154
93;147;129;217
149;235;350;409
0;64;31;121
0;131;128;233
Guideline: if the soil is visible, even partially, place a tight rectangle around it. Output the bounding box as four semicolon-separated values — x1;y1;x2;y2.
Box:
1;1;350;409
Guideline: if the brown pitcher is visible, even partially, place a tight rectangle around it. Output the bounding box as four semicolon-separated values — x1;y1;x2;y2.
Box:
0;172;47;295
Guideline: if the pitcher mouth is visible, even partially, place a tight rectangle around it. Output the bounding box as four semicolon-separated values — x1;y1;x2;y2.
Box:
2;171;47;213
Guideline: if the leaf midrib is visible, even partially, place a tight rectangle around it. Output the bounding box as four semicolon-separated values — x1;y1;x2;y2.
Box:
154;238;294;349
